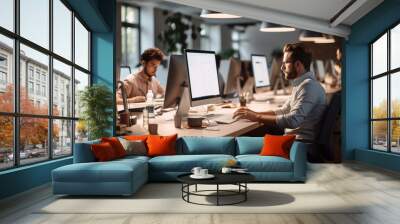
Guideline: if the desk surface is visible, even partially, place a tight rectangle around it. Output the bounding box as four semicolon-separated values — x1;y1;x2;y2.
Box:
121;91;289;137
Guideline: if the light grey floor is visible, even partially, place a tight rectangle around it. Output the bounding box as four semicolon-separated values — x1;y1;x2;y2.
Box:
1;162;400;224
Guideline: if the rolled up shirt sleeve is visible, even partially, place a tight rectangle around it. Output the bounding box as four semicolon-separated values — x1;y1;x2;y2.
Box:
274;99;290;116
275;83;318;129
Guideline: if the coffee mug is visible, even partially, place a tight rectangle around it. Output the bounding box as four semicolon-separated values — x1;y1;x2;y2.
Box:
221;167;232;174
200;169;208;176
187;116;204;128
148;123;158;135
191;167;202;176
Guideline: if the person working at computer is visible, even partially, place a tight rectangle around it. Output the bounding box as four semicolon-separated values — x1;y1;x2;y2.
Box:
116;48;165;104
233;43;326;142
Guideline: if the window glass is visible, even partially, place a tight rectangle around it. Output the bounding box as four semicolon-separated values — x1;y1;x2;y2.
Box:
121;27;139;70
74;69;89;118
0;35;14;113
372;33;387;76
53;119;72;158
20;44;49;115
20;117;49;165
372;121;388;151
75;120;88;143
124;6;139;23
53;0;72;60
74;18;89;70
53;59;72;117
20;0;49;49
391;72;400;118
0;116;13;170
0;0;14;31
391;24;400;70
372;76;387;119
391;120;400;153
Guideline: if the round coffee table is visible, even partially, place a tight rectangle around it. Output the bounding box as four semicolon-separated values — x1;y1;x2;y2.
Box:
177;173;255;206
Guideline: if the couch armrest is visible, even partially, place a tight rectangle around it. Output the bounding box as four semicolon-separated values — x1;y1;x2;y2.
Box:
289;141;308;182
73;140;100;163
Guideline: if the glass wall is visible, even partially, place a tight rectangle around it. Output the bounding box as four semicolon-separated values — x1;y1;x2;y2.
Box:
370;23;400;154
0;0;91;170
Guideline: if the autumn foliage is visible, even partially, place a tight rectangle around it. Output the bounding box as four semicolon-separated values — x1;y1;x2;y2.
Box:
0;85;59;151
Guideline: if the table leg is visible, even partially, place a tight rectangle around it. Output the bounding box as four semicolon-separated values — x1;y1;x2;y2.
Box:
195;184;197;192
217;184;219;206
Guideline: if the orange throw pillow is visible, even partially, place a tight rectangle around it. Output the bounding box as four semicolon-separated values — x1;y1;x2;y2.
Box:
124;135;148;141
146;134;177;157
259;134;296;159
101;137;126;158
91;142;117;161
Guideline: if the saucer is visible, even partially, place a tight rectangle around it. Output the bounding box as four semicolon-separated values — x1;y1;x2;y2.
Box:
190;174;215;179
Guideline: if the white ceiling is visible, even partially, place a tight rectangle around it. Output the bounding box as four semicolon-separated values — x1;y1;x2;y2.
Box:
126;0;384;38
163;0;384;38
225;0;353;24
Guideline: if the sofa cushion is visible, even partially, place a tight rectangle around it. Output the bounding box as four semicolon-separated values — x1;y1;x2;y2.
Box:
52;159;147;183
147;134;177;157
101;137;127;158
118;138;147;156
177;137;235;155
236;137;263;155
236;155;293;172
148;154;235;172
91;142;118;162
260;134;296;159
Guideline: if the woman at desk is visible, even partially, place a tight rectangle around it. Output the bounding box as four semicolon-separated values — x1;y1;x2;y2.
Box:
233;43;327;143
116;48;165;104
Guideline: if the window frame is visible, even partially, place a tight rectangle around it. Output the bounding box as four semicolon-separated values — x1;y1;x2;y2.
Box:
0;0;92;171
370;20;400;154
120;3;140;71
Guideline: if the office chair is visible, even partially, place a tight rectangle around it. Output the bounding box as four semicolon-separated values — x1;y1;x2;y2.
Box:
309;91;341;163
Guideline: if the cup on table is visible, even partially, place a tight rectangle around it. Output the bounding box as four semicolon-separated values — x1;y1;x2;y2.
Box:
239;94;246;107
191;167;202;176
200;168;209;176
148;123;158;135
221;167;232;174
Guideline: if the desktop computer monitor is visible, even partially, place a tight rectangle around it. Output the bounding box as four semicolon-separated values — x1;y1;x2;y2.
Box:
251;54;270;88
120;66;131;81
185;49;222;107
163;55;189;108
223;57;242;96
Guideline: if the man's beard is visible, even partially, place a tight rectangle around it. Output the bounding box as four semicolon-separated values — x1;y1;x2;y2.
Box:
284;70;297;80
144;67;153;81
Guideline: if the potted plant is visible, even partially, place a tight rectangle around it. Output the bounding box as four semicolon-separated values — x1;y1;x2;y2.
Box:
79;84;113;140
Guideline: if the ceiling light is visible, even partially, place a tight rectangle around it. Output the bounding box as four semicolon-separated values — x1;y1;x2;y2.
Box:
259;22;296;32
200;9;241;19
299;30;328;42
314;34;336;43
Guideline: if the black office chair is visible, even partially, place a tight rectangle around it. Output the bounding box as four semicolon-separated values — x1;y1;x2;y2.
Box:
308;91;341;163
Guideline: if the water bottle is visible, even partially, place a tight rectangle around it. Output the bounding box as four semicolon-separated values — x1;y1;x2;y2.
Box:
146;90;155;118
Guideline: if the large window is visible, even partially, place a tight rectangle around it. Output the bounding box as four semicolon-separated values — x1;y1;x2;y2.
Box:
370;23;400;153
0;0;91;171
121;4;140;73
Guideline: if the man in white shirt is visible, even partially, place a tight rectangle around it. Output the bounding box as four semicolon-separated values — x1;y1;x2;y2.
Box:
233;43;326;142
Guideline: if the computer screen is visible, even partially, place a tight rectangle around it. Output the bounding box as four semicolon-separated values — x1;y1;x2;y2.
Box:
251;55;270;88
120;66;131;81
163;55;188;108
185;49;222;107
223;57;242;96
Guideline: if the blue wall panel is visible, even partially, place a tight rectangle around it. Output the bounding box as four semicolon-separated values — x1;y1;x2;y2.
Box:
344;0;400;171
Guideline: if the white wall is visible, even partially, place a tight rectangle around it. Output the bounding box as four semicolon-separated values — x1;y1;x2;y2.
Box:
239;26;300;61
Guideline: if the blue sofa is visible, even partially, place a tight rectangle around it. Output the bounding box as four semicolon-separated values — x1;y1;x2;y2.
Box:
52;136;307;196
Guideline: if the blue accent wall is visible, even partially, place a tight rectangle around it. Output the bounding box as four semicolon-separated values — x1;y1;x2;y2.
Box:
344;0;400;171
0;0;116;200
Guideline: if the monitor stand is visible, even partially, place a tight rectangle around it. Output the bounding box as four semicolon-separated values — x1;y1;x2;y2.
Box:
174;86;190;128
273;73;287;95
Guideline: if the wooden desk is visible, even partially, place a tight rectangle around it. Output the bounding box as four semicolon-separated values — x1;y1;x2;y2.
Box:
120;92;288;137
